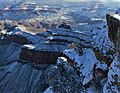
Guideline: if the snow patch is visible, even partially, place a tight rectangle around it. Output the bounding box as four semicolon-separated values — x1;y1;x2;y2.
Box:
44;87;54;93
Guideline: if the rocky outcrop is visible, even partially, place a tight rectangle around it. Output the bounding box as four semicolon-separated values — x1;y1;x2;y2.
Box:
48;28;92;48
103;56;120;93
58;23;72;30
19;44;68;64
63;49;99;85
0;28;46;44
16;22;117;92
91;22;115;65
106;14;120;47
106;13;120;56
18;28;93;65
0;43;51;93
44;58;84;93
0;34;30;44
104;13;120;93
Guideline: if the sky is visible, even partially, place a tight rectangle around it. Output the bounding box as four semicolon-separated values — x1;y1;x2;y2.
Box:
0;0;120;2
1;0;120;5
63;0;120;2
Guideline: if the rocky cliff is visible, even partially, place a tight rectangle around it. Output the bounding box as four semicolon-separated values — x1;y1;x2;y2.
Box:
0;11;120;93
104;13;120;93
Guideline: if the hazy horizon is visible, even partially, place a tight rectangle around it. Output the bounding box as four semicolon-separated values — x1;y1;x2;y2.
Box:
1;0;120;3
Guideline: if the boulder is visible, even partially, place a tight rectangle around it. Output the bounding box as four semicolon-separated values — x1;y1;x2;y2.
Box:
58;23;72;30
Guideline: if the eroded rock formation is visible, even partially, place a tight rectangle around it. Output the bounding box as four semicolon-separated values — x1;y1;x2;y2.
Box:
0;10;120;93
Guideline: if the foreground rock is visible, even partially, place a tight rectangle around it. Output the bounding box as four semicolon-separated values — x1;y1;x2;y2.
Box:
91;22;115;65
106;14;120;56
64;49;99;85
104;13;120;93
45;58;83;93
103;56;120;93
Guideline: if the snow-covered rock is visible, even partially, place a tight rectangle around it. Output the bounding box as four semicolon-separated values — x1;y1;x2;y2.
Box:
91;22;115;65
64;49;99;85
95;62;108;72
0;8;120;93
48;28;92;48
44;87;54;93
103;56;120;93
0;28;46;44
8;28;46;44
104;13;120;93
91;22;115;55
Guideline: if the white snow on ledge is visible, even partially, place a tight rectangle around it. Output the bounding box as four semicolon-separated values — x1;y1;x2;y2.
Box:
113;14;120;20
23;45;36;49
7;28;45;44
